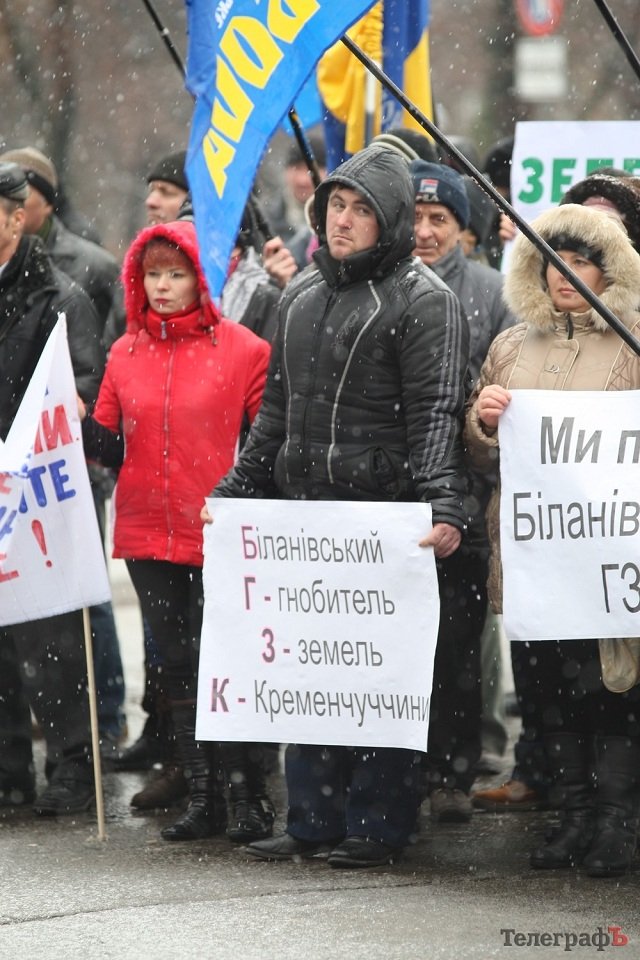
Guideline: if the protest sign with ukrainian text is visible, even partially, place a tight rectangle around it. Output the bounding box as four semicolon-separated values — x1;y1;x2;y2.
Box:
184;0;377;298
0;319;111;626
500;390;640;642
196;499;438;750
498;121;640;272
511;121;640;226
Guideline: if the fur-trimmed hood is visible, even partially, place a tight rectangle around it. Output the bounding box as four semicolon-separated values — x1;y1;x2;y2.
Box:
504;204;640;334
121;220;220;334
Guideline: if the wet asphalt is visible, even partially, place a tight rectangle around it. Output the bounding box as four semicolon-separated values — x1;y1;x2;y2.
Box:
0;560;638;960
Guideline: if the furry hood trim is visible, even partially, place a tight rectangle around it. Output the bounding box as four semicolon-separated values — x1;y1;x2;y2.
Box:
504;204;640;334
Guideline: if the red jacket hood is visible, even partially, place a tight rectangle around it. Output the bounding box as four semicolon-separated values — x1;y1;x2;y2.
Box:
121;220;221;334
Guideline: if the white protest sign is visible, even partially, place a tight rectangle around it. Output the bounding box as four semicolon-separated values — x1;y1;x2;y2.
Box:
512;121;640;225
0;318;111;625
500;121;640;272
196;499;439;751
500;390;640;642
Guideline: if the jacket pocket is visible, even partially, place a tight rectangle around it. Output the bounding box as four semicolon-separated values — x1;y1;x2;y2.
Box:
372;447;401;495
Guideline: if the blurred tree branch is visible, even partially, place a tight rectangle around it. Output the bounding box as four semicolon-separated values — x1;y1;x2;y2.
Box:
0;0;76;171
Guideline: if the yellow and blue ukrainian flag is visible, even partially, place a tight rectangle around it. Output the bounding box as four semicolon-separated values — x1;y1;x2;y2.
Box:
318;0;433;171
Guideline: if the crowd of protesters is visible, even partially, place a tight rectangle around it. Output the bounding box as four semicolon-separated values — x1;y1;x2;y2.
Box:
1;128;640;877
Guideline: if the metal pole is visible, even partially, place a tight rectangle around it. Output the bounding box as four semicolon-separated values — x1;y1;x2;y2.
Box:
248;192;274;243
340;35;640;358
592;0;640;83
364;68;379;146
287;107;323;188
140;0;186;79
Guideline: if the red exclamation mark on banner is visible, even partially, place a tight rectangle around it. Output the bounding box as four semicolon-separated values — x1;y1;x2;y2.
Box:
31;520;52;567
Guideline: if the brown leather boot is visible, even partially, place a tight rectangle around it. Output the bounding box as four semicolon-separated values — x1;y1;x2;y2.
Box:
130;763;189;810
472;779;544;812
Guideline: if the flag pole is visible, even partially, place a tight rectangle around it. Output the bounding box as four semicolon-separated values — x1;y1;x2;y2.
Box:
364;70;379;146
248;191;275;243
287;107;323;188
140;0;187;79
340;35;640;358
83;607;107;841
592;0;640;83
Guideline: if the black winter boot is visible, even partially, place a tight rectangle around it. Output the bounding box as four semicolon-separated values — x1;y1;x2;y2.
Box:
34;751;94;816
0;739;35;807
530;734;594;869
114;714;165;771
0;682;36;806
584;736;640;878
114;666;173;771
160;702;227;841
220;742;276;844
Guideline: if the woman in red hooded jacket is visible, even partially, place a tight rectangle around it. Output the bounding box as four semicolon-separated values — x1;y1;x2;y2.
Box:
82;219;273;843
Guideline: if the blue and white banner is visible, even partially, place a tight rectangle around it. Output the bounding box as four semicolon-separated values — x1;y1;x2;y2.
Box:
0;318;111;626
184;0;376;299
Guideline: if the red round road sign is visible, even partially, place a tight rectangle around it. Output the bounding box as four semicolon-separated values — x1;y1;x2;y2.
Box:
516;0;564;36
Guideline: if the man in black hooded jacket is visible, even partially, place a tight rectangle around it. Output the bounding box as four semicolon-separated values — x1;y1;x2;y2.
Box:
206;144;470;867
0;162;104;816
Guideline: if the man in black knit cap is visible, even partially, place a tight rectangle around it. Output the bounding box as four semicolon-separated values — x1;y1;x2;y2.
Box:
145;150;189;226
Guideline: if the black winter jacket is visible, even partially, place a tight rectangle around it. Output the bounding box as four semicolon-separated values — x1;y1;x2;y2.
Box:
215;147;470;528
0;236;104;439
430;243;515;551
44;215;125;344
430;244;514;383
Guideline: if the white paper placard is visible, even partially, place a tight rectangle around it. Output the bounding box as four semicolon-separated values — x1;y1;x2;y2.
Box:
500;390;640;641
196;499;440;751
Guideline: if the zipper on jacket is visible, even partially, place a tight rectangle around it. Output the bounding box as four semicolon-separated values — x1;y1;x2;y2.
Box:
294;289;337;482
328;280;382;484
565;313;574;340
162;342;176;555
161;320;167;340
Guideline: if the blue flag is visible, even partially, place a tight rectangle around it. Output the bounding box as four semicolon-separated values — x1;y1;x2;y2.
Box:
184;0;376;300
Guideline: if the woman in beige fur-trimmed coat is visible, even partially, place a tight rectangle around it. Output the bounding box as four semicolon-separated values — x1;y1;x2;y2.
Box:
465;203;640;877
